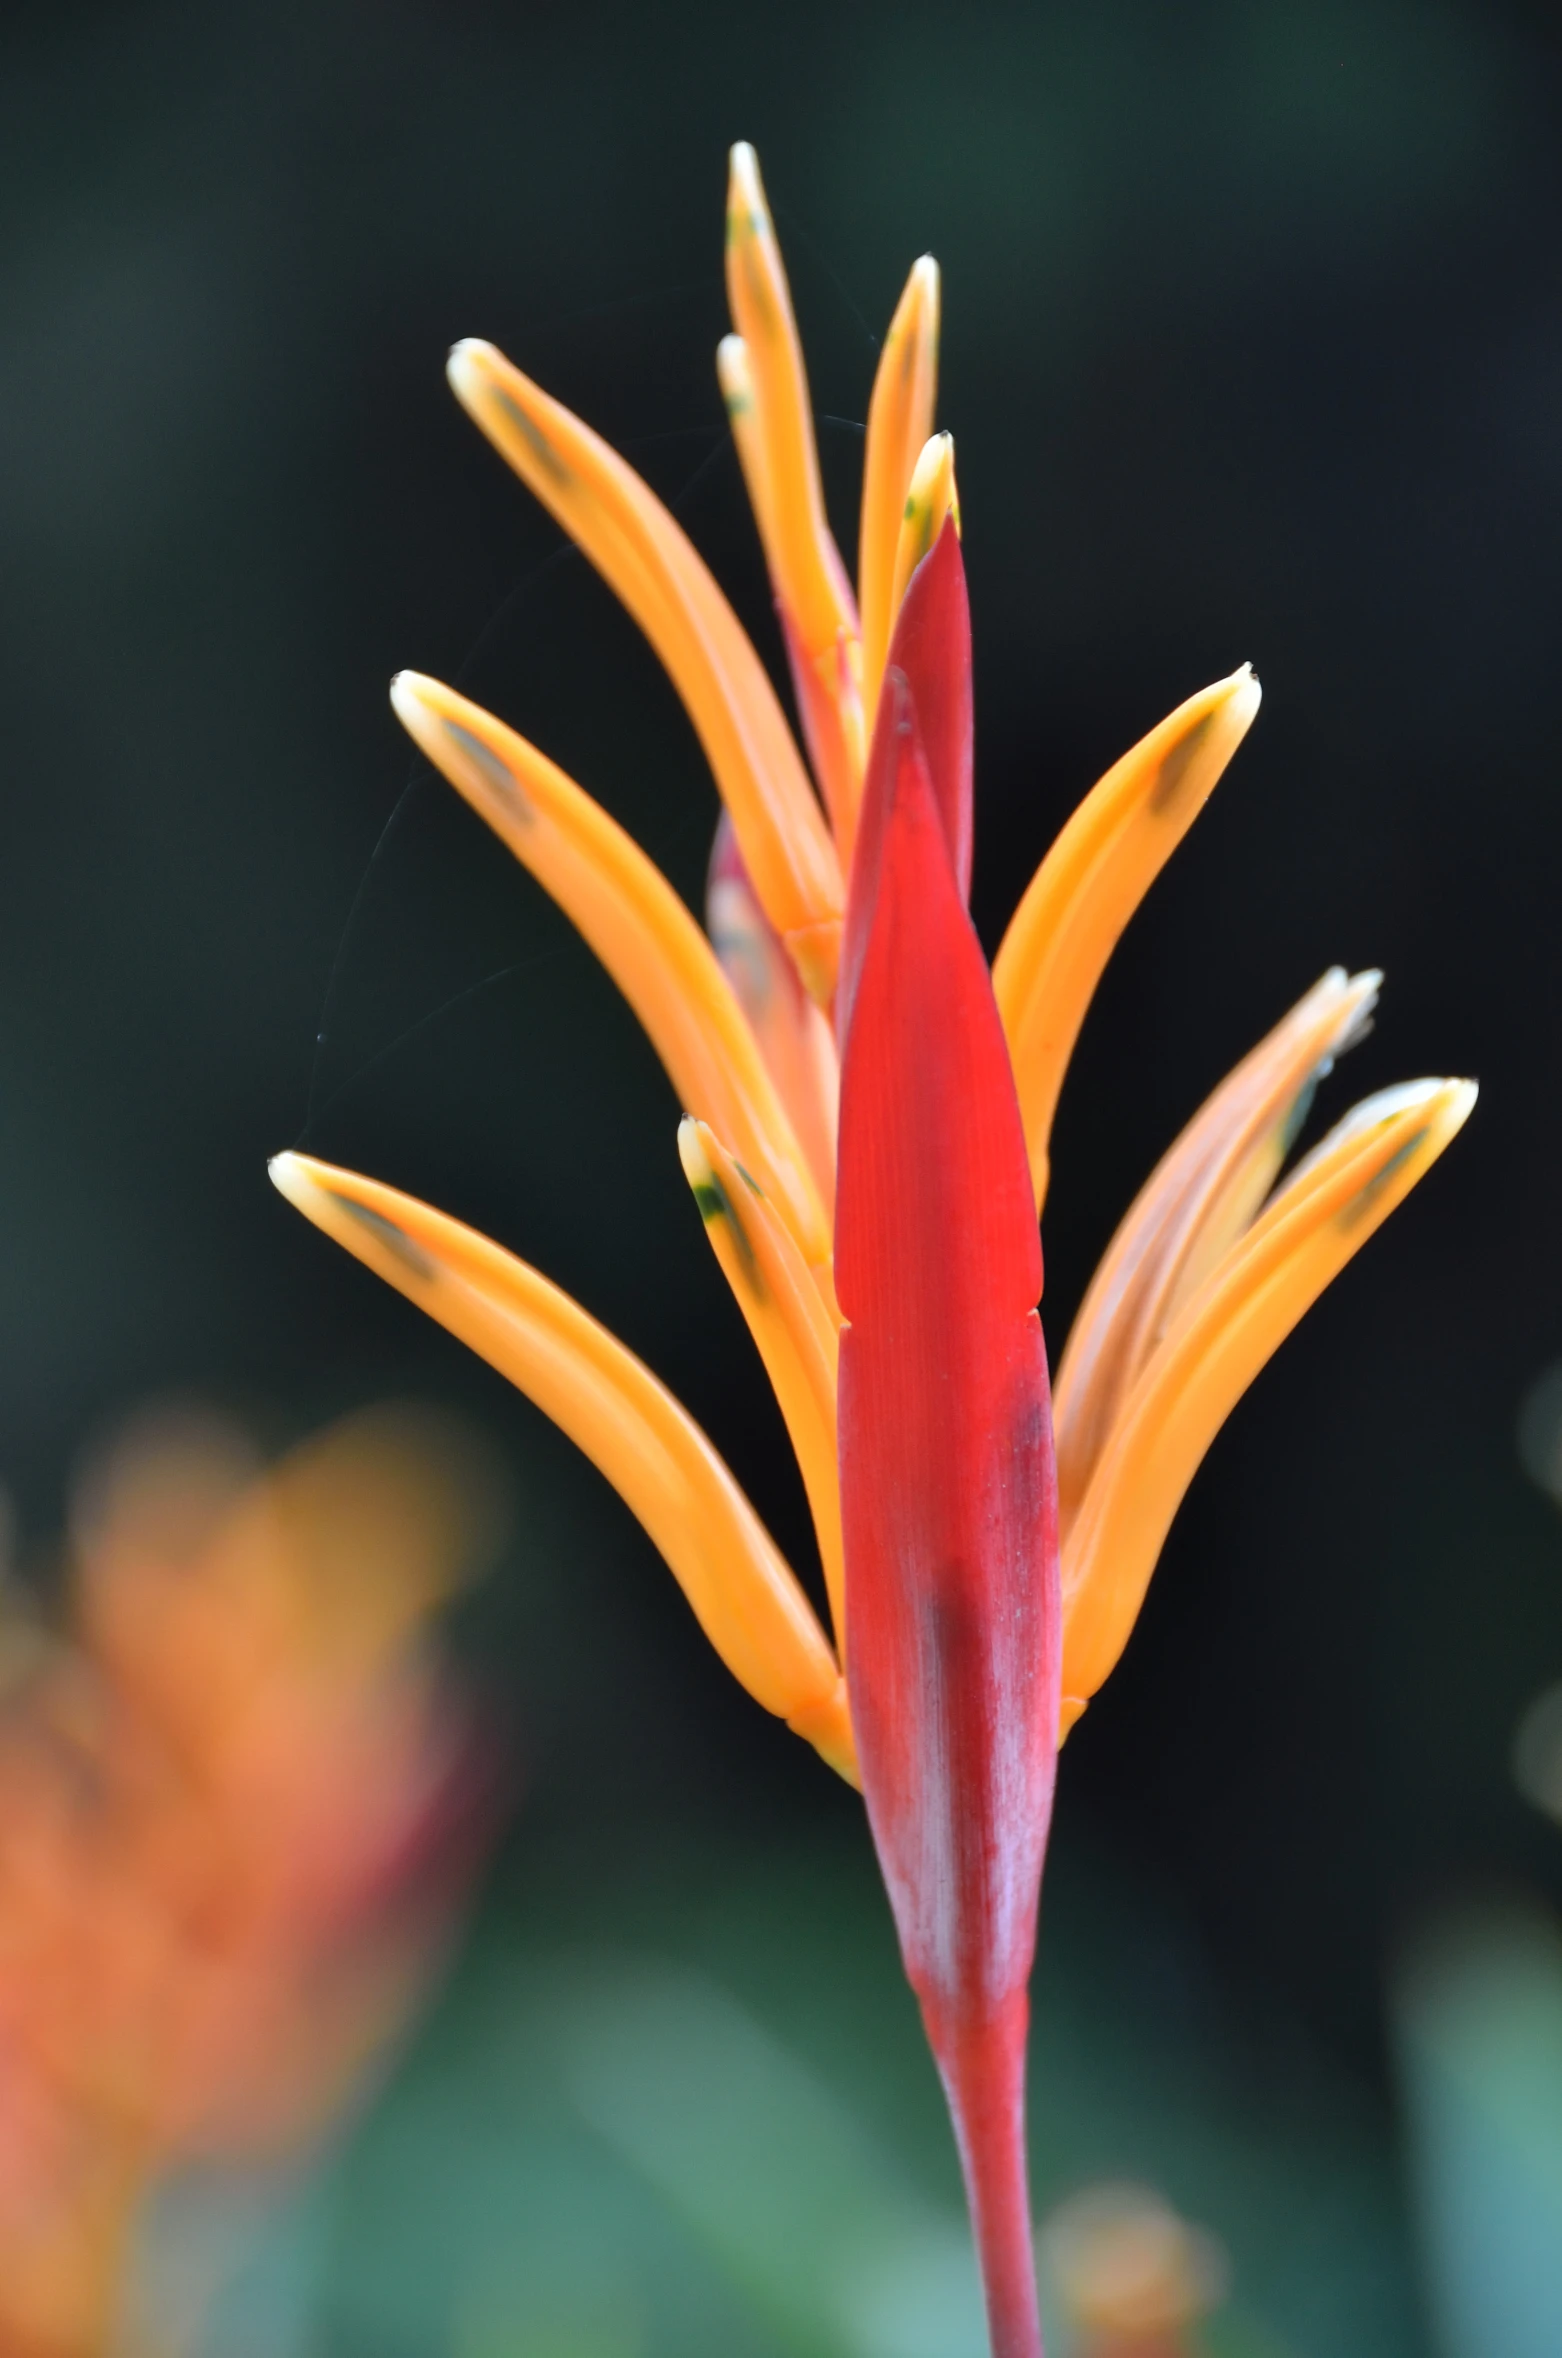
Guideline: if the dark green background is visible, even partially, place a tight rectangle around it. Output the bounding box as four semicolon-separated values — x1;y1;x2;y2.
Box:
3;3;1561;2345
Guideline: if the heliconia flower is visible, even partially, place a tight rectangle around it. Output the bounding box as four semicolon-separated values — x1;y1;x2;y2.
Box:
273;141;1474;2357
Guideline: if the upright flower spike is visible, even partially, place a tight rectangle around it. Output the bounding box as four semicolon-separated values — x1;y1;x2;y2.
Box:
277;141;1474;2358
837;665;1058;2358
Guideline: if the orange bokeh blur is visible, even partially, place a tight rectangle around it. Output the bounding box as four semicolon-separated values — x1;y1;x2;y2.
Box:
0;1403;503;2356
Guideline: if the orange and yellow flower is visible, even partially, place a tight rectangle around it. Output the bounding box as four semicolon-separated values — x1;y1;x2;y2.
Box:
271;143;1471;2356
272;143;1471;1784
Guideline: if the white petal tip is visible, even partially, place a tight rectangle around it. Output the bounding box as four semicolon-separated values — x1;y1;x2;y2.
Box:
389;670;433;724
268;1151;312;1209
1224;664;1262;719
446;340;496;400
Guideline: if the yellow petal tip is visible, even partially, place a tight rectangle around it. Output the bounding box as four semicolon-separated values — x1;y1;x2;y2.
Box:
676;1113;709;1188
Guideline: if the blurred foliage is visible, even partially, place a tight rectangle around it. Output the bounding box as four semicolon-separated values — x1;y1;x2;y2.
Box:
172;1829;1410;2356
1394;1901;1562;2358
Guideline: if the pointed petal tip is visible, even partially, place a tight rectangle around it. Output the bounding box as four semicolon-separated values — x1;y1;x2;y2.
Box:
904;254;942;324
1280;1071;1476;1205
269;1149;320;1215
1336;969;1382;1049
389;670;451;762
445;338;493;399
1365;1074;1472;1124
1218;662;1261;725
727;142;764;220
389;668;432;721
675;1113;708;1186
1307;964;1382;1054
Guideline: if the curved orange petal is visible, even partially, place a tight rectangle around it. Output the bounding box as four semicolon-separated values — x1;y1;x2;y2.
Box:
1054;967;1380;1525
724;145;861;676
1058;1077;1476;1731
715;333;775;558
859;256;940;725
391;672;832;1281
446;337;843;1003
993;667;1261;1215
269;1153;855;1781
679;1119;843;1650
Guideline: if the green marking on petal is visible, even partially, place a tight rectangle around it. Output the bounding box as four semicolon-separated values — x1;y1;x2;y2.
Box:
1280;1073;1321;1158
1149;709;1216;815
691;1168;764;1295
1338;1128;1429;1230
329;1195;437;1281
442;723;536;825
489;387;570;486
734;1162;766;1197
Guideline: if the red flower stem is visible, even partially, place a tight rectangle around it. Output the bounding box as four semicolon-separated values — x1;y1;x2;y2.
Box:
925;1991;1044;2358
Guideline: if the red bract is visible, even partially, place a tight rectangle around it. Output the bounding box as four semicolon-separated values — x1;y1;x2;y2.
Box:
838;529;1059;2358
